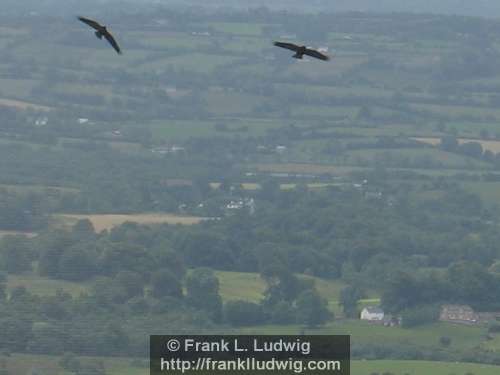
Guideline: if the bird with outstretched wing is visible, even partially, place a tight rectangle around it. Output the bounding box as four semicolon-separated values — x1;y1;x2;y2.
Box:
78;16;122;55
274;41;330;61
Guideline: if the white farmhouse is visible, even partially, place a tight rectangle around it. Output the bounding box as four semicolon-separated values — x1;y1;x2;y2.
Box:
35;117;48;126
360;306;385;322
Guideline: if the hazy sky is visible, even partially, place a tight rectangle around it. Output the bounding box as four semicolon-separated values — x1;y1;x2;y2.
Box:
135;0;500;17
6;0;500;18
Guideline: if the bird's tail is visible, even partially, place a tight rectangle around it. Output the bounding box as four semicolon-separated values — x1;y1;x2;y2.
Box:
95;31;103;39
293;53;303;59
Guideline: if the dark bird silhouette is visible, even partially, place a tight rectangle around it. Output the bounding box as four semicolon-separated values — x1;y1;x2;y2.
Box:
273;42;330;61
78;16;122;54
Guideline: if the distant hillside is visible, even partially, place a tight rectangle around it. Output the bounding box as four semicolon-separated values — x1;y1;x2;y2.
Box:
146;0;500;18
177;0;500;17
7;0;500;18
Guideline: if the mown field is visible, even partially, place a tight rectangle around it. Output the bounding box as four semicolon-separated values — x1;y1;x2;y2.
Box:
415;137;500;154
0;230;36;238
210;182;344;191
54;213;207;232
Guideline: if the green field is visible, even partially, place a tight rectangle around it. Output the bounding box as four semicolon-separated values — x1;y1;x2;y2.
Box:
412;103;500;121
216;271;379;317
204;91;262;116
6;269;379;318
7;273;90;296
1;354;148;375
115;359;500;375
0;78;38;98
0;183;79;194
237;320;489;353
251;162;473;178
2;11;500;151
462;181;500;205
292;105;359;119
7;269;488;357
216;271;267;302
4;354;500;375
352;360;500;375
139;53;240;74
208;22;265;36
344;148;490;169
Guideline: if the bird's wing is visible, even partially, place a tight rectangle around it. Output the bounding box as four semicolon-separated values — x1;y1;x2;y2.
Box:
304;48;330;61
273;42;299;52
104;32;122;54
77;16;102;31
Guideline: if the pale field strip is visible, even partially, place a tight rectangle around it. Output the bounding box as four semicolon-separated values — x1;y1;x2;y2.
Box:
210;182;342;191
0;98;51;111
58;213;207;232
0;230;37;238
413;137;500;153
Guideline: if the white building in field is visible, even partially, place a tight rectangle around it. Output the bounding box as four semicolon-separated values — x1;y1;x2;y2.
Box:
35;116;48;126
360;306;385;322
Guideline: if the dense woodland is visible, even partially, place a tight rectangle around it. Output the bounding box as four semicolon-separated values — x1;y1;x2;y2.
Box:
1;185;500;364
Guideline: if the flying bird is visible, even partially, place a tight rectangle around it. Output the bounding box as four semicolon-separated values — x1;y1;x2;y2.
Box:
77;16;122;55
273;42;330;61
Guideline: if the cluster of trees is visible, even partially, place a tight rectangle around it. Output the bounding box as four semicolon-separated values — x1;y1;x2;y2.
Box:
226;266;331;327
382;261;500;315
0;221;332;357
